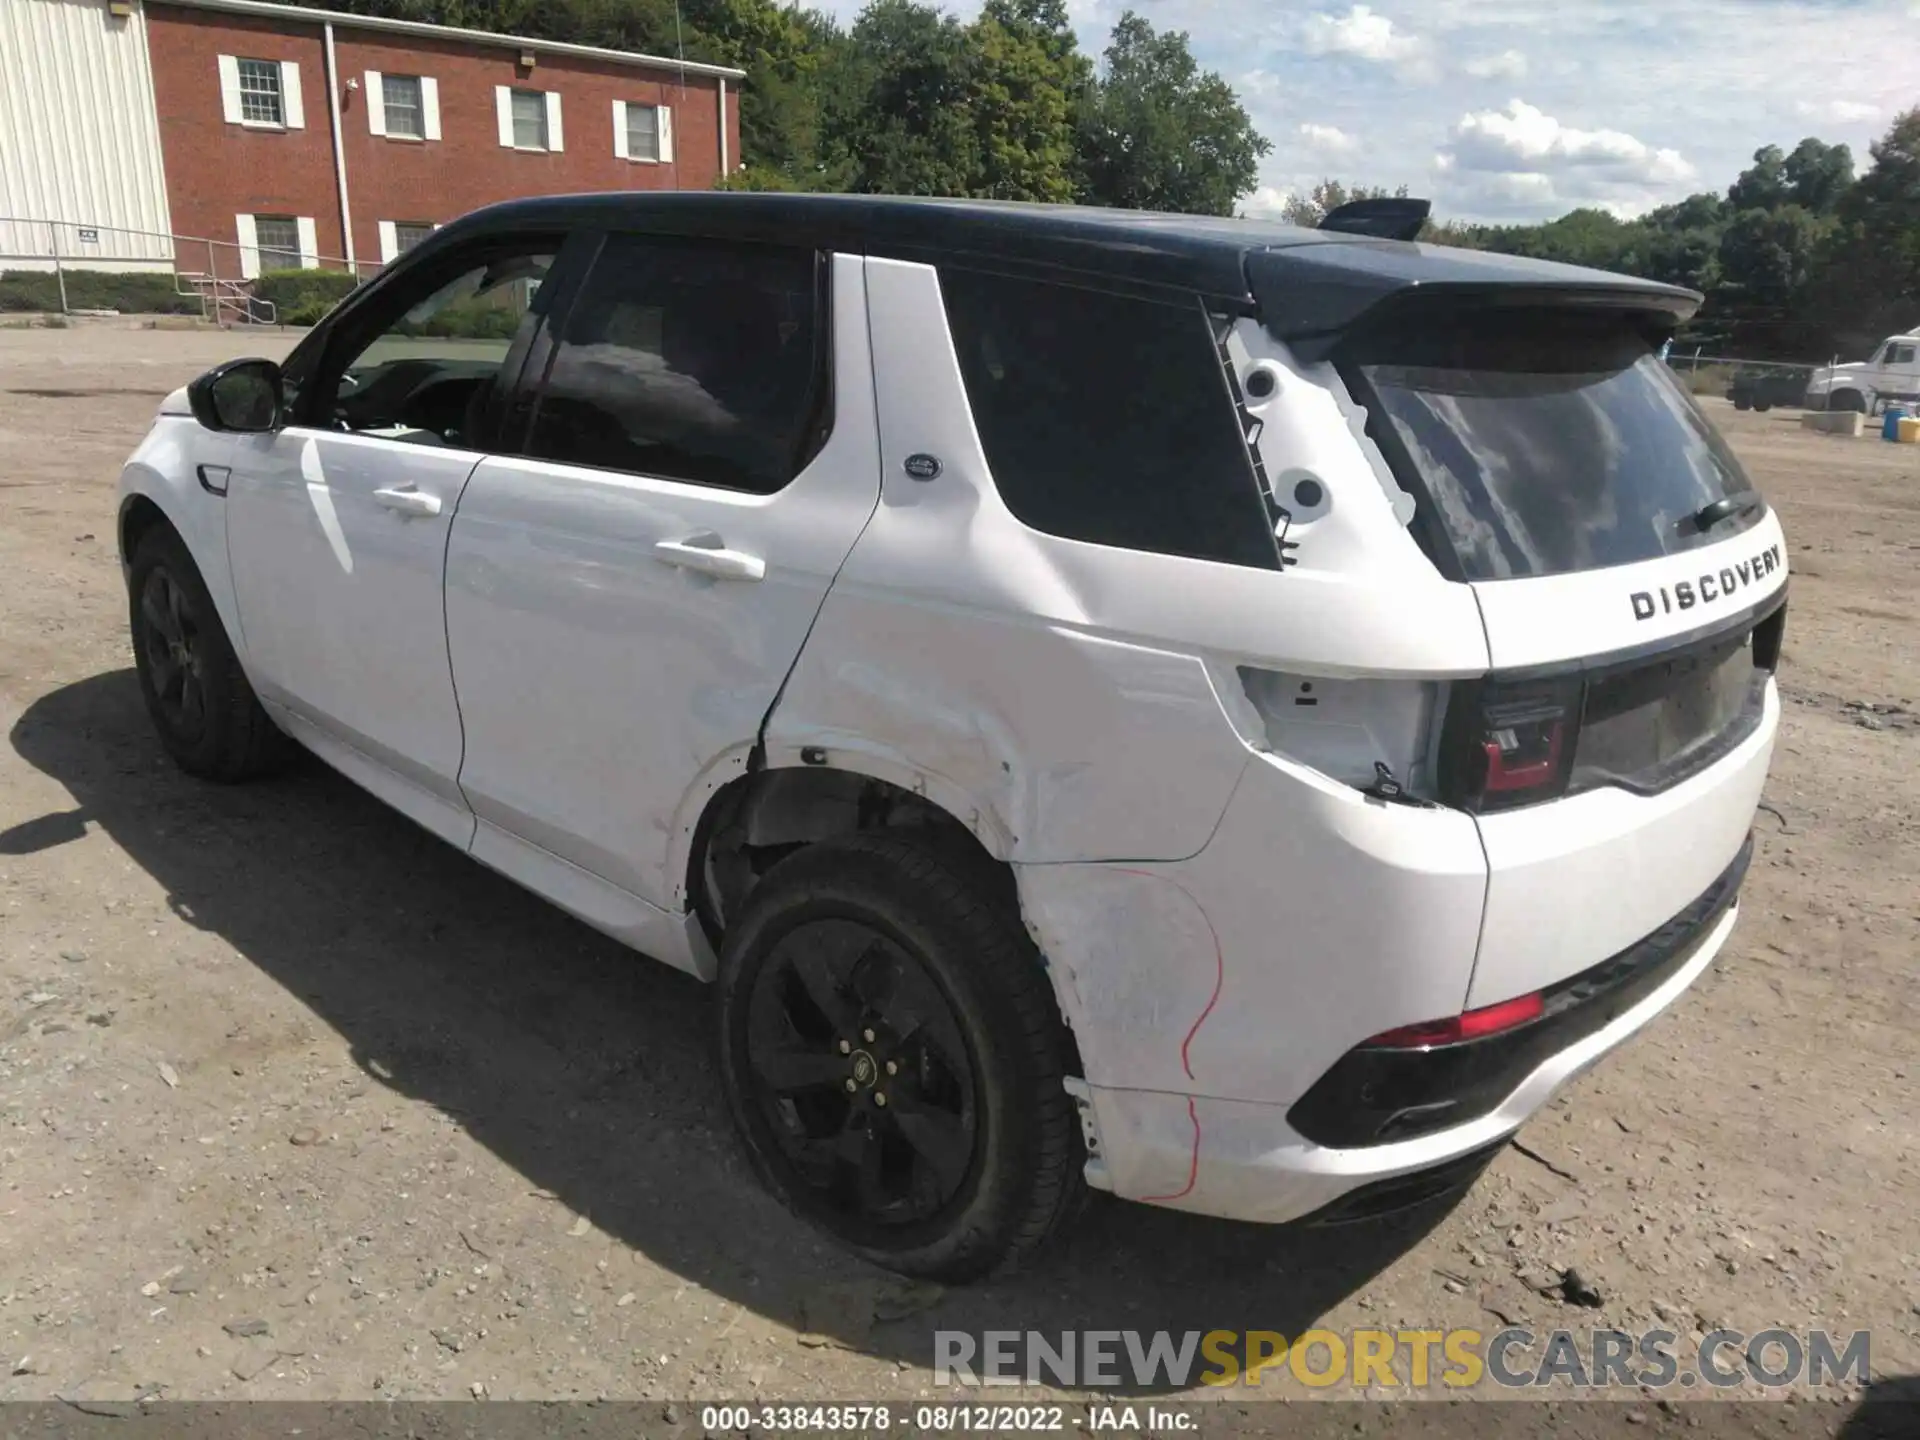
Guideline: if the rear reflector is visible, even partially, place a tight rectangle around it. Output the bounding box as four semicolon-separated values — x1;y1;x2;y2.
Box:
1363;991;1545;1049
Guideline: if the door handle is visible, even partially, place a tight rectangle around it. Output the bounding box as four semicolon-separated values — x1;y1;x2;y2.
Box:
372;486;443;518
653;538;766;582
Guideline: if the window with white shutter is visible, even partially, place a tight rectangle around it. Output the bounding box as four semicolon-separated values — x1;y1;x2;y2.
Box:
624;102;661;162
235;58;283;125
381;74;424;138
509;87;548;149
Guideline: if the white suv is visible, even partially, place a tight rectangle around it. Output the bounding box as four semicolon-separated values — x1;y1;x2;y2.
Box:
117;194;1786;1281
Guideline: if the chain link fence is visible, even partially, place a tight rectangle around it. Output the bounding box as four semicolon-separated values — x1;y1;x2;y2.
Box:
1663;349;1848;411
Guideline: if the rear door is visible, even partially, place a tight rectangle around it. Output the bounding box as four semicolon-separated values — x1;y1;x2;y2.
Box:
442;238;880;915
1342;308;1787;1000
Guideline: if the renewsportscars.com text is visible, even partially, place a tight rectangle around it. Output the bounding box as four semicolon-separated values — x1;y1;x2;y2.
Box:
934;1328;1871;1390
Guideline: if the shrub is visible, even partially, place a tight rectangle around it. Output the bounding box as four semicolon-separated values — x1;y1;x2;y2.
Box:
252;267;360;318
282;298;334;327
0;269;199;314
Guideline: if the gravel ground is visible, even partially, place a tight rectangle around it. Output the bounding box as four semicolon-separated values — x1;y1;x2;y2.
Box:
0;323;1914;1411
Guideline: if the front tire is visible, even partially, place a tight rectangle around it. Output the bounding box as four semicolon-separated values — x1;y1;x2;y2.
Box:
716;832;1084;1282
1830;389;1866;413
128;525;295;782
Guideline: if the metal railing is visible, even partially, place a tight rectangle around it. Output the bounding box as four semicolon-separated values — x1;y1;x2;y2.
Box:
1;215;385;324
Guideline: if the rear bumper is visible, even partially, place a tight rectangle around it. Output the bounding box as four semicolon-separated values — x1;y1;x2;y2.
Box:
1076;899;1737;1224
1017;679;1774;1225
1288;837;1750;1148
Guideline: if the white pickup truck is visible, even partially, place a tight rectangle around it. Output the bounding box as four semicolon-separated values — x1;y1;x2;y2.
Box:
1806;332;1920;412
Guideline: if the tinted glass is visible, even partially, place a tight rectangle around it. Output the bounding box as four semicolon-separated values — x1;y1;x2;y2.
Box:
941;270;1278;570
1348;312;1761;581
522;234;824;494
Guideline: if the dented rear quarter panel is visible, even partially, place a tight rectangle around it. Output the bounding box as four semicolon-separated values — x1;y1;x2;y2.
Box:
764;256;1497;1107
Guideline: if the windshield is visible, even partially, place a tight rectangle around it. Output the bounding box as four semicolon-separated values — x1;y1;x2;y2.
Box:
1345;312;1762;581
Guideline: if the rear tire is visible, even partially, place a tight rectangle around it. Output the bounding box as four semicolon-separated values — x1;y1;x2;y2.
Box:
716;831;1084;1282
1732;395;1753;411
128;525;295;782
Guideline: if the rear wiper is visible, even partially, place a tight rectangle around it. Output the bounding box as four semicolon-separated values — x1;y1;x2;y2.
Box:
1687;496;1763;534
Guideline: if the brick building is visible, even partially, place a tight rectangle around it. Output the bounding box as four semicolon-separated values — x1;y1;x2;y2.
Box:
1;0;744;279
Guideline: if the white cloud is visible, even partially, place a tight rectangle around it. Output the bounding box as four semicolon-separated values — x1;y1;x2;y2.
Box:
1299;5;1435;77
1446;99;1695;181
1435;99;1696;217
1299;122;1359;153
1302;4;1418;62
1239;186;1294;219
1463;48;1527;80
1794;98;1883;124
810;0;1904;224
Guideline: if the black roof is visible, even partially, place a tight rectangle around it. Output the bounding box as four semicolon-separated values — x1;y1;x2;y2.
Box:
428;192;1704;345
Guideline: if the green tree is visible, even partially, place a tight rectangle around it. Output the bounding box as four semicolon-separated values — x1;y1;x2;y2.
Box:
1782;137;1855;214
969;0;1085;200
820;0;1086;201
1728;144;1791;212
825;0;982;195
1075;12;1269;216
1811;107;1920;352
1273;180;1405;228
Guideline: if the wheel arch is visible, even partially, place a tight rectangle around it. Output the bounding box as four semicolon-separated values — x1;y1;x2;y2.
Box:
118;490;176;569
117;445;247;659
677;755;1014;946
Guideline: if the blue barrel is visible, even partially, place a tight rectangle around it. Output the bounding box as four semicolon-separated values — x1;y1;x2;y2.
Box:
1885;407;1908;440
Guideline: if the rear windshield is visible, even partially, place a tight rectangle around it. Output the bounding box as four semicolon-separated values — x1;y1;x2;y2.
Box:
1343;312;1762;581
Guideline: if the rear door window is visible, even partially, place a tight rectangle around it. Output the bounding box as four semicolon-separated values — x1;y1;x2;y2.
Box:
941;269;1279;570
520;233;829;494
1342;311;1762;581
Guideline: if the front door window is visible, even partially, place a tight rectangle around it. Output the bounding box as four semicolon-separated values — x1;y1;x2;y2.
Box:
318;247;555;450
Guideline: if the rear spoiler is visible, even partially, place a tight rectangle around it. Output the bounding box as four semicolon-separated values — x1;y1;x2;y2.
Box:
1247;242;1703;364
1319;197;1430;242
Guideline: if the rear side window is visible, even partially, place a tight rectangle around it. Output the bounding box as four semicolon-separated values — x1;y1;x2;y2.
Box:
941;270;1279;570
524;234;827;494
1344;310;1762;582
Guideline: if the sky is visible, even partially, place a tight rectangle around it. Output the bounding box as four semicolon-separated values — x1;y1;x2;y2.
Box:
815;0;1920;224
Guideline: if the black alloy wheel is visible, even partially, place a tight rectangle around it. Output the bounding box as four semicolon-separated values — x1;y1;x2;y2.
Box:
744;918;980;1230
716;832;1084;1281
127;524;294;781
137;564;210;744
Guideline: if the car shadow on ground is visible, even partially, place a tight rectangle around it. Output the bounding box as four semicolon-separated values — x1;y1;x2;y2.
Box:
8;669;1458;1388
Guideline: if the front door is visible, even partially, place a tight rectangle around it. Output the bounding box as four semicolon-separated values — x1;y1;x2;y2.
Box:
442;240;881;917
225;239;561;845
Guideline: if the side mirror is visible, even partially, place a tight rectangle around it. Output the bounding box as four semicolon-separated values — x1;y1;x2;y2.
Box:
187;358;284;433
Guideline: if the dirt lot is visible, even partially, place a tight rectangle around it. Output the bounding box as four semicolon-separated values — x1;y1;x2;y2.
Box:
0;323;1914;1410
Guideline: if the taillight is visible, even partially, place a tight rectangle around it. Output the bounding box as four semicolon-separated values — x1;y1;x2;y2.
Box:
1362;991;1545;1049
1438;676;1583;812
